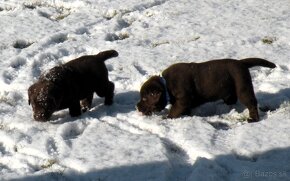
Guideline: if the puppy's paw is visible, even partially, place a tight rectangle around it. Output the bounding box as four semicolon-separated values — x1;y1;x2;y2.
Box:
247;118;259;123
81;106;89;113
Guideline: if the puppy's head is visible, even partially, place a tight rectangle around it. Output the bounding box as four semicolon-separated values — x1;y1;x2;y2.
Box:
136;76;167;115
28;81;61;121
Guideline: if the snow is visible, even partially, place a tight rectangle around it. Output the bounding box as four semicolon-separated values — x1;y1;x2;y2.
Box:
1;0;290;180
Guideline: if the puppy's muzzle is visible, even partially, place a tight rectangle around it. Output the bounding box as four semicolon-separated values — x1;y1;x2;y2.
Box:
136;102;153;116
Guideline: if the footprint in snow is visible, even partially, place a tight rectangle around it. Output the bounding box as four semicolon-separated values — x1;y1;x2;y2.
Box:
13;40;33;49
0;143;7;156
10;57;27;70
46;137;58;156
58;122;88;148
208;122;231;131
50;33;68;44
2;57;27;84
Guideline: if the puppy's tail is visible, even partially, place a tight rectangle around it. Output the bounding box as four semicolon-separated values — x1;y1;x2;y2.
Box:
96;50;119;61
240;58;276;69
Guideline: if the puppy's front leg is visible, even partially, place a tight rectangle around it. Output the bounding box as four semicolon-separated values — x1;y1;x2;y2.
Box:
69;101;82;117
168;99;190;118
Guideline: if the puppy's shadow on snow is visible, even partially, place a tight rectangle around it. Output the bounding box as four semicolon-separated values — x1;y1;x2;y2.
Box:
187;101;245;131
185;88;290;131
88;91;140;117
114;91;140;106
190;101;245;117
190;87;290;120
256;87;290;111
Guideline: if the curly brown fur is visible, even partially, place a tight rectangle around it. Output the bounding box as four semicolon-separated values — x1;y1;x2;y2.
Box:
137;58;276;122
28;50;118;121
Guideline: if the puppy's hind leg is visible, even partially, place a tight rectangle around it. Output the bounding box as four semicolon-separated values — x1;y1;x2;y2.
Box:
96;81;115;106
104;81;114;105
234;72;259;122
80;93;94;112
238;90;259;122
247;106;259;123
69;100;82;117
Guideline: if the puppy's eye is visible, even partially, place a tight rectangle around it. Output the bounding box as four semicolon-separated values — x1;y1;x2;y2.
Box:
150;92;160;97
142;97;147;101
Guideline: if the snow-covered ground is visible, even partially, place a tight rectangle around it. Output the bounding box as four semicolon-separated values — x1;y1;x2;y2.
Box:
1;0;290;180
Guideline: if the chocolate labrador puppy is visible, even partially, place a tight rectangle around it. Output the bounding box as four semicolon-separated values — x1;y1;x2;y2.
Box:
28;50;118;121
136;58;276;122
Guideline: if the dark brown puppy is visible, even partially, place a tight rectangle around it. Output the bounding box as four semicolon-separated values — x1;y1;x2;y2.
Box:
136;58;276;122
28;50;118;121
